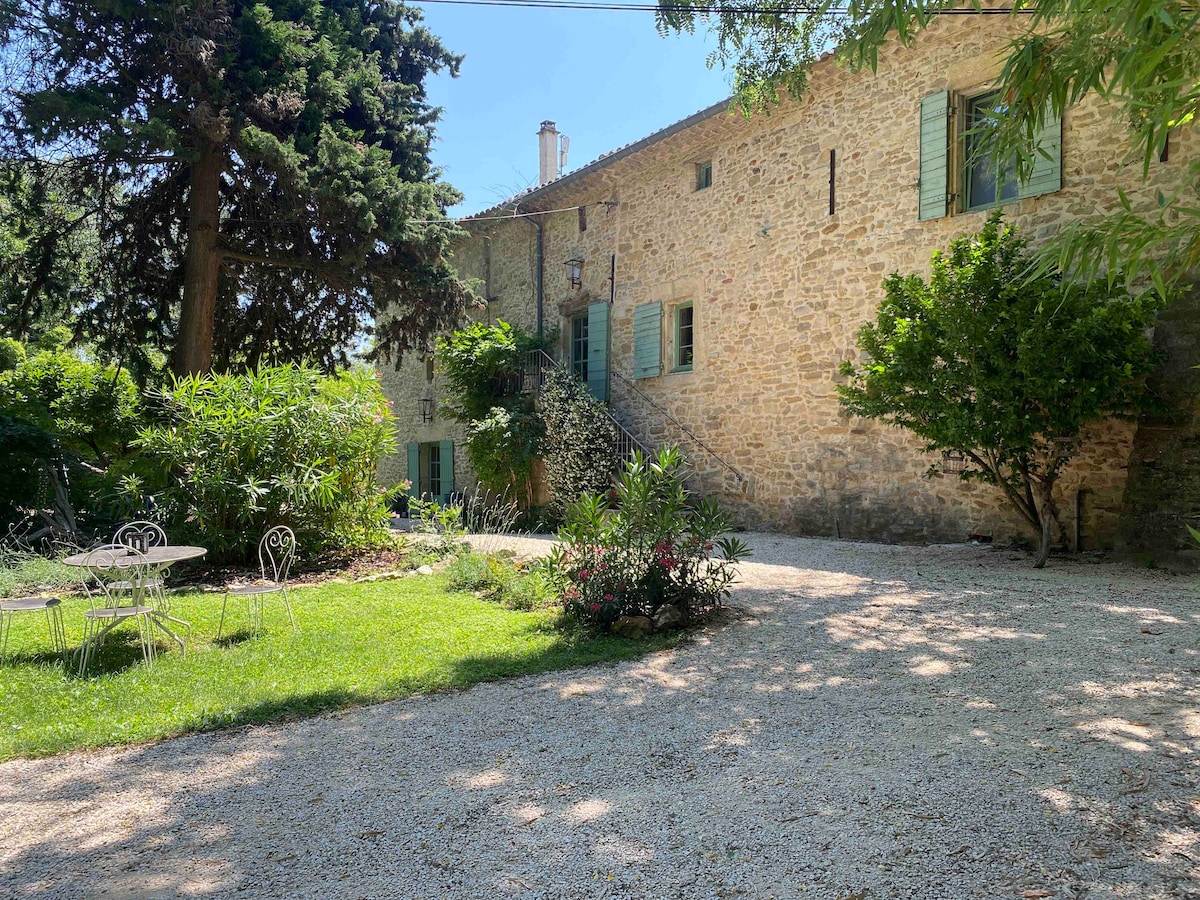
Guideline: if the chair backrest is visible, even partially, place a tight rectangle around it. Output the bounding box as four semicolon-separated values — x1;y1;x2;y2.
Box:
81;544;151;608
259;526;297;585
113;521;167;554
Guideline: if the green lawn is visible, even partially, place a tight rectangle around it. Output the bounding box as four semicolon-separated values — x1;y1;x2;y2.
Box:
0;574;674;760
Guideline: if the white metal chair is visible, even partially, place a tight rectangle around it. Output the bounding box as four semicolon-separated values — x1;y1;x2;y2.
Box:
76;544;158;674
0;596;67;663
218;526;297;638
112;521;170;611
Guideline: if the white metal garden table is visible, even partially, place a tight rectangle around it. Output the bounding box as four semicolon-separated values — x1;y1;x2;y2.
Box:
63;545;207;650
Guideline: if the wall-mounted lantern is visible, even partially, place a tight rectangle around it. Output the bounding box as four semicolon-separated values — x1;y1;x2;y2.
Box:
419;398;434;424
564;257;584;290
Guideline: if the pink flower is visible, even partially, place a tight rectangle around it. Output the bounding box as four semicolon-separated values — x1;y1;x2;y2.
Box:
578;569;590;580
597;563;607;572
603;594;613;601
588;602;601;613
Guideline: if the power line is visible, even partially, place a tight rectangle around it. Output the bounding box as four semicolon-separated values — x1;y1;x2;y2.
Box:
408;0;1024;13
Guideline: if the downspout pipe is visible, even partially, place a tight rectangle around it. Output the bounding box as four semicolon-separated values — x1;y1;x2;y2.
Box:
535;216;544;339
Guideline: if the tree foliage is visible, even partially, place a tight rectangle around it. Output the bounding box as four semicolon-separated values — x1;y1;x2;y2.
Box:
838;215;1163;567
0;0;470;374
0;162;98;346
657;0;1200;296
0;343;144;535
435;321;545;502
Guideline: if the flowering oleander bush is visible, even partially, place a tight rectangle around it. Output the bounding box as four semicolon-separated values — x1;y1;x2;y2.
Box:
546;446;749;627
131;364;398;560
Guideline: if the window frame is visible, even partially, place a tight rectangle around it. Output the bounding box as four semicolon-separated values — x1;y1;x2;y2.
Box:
569;312;589;383
961;89;1021;213
426;442;442;500
673;302;694;372
695;160;713;192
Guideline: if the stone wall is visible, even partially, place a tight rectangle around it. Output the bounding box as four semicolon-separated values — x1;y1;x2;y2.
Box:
382;14;1198;551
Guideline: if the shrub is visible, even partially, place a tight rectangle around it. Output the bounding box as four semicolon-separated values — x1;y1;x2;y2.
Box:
0;338;24;371
133;365;397;560
538;366;619;513
548;446;749;627
447;550;559;611
0;346;141;464
0;346;143;532
465;406;542;504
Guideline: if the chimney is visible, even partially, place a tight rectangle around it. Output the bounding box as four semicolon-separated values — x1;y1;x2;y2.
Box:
538;120;559;186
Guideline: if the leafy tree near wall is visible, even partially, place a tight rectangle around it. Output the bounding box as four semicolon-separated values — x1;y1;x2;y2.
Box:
436;321;544;504
838;215;1163;568
656;0;1200;298
0;0;470;375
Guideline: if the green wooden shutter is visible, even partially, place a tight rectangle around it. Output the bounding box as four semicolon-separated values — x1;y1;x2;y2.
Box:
406;441;419;500
586;301;610;402
918;92;951;221
439;439;454;501
1018;101;1062;200
633;301;662;379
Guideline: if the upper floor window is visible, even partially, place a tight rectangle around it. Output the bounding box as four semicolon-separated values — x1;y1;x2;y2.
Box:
918;89;1061;222
674;303;694;371
696;160;713;191
964;91;1020;211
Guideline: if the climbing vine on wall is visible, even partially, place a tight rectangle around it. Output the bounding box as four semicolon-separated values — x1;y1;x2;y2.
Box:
538;366;618;512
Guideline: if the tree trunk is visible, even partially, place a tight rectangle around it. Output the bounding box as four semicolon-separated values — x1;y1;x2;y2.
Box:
174;146;224;376
1032;479;1058;569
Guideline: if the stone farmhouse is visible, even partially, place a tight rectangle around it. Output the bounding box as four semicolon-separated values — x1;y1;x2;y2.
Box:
381;13;1200;560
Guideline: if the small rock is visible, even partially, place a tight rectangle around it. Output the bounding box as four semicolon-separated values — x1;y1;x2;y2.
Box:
611;615;653;639
652;604;684;630
416;565;434;576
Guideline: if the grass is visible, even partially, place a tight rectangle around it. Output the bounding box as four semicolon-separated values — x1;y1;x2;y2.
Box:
0;574;676;760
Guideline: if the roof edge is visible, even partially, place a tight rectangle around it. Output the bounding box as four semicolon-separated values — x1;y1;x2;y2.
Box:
464;97;734;222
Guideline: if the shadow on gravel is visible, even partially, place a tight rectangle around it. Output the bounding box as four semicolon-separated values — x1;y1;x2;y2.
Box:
1;539;1197;898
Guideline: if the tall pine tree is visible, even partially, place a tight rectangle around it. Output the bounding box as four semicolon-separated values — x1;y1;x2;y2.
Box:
0;1;470;374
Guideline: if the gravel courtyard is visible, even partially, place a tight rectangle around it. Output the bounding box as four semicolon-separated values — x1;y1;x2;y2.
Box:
2;534;1198;899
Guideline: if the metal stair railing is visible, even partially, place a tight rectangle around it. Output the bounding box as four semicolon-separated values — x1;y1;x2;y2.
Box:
523;349;651;468
610;369;746;484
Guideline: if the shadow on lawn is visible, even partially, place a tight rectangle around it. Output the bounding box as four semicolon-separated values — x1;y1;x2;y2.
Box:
1;540;1197;898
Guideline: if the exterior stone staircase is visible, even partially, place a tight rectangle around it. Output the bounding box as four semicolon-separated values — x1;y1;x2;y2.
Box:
521;350;746;492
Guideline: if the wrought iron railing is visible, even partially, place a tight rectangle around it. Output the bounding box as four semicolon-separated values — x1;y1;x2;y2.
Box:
611;369;746;483
522;349;651;469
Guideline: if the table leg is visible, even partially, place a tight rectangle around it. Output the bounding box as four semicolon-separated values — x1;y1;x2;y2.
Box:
150;614;185;651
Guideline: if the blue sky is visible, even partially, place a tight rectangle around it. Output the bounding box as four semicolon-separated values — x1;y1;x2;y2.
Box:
414;4;733;216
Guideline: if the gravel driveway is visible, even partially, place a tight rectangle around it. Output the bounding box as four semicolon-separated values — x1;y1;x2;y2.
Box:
2;534;1198;899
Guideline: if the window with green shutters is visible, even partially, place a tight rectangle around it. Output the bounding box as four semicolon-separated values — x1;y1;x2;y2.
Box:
633;301;662;379
918;89;1061;221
